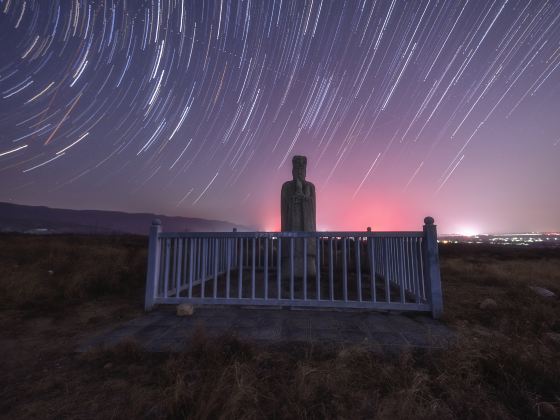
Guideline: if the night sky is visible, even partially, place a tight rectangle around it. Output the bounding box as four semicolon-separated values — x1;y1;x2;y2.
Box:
1;0;559;234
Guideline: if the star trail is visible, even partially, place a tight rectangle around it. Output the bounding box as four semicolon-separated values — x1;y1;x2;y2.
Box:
0;0;559;233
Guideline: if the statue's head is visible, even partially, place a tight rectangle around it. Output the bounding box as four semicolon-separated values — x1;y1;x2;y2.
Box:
292;155;307;181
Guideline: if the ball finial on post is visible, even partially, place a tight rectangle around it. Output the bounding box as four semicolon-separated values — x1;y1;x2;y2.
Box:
424;216;434;225
152;218;162;226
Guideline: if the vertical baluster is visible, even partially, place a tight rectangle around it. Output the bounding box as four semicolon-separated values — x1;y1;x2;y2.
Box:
257;238;260;269
402;237;408;295
232;237;236;269
155;238;163;298
376;237;381;276
176;238;183;297
270;235;274;269
206;237;210;281
236;237;239;269
399;238;406;303
217;239;221;273
163;238;171;298
162;239;168;297
389;238;398;283
303;237;307;300
195;239;199;288
169;239;175;297
207;238;211;281
391;238;396;293
394;238;399;281
334;239;338;267
213;238;218;298
381;238;389;298
409;237;416;300
223;238;226;272
199;238;203;290
252;237;256;299
392;238;398;300
407;237;414;300
264;237;269;299
245;238;249;268
393;238;398;299
398;238;402;291
238;237;243;298
316;237;321;300
171;238;177;296
396;239;400;281
384;238;390;302
178;238;183;295
183;238;189;292
222;238;226;272
329;237;334;300
369;235;376;302
408;237;414;295
196;237;201;285
172;239;177;296
188;238;194;298
201;238;207;298
403;237;409;295
277;237;282;299
412;238;419;303
290;237;294;300
321;238;325;267
355;236;362;301
392;238;397;292
226;237;231;298
381;237;387;299
342;237;348;301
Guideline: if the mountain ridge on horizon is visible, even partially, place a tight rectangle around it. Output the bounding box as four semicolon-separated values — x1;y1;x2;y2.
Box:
0;201;249;235
0;201;555;237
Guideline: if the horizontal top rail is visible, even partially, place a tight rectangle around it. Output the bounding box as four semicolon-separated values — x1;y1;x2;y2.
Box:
158;231;425;239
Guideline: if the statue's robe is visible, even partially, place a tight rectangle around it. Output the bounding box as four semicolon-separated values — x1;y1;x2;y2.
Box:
280;180;317;279
281;180;316;232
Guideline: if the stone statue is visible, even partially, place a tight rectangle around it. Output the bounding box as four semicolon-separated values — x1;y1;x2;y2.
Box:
281;155;316;278
281;155;316;231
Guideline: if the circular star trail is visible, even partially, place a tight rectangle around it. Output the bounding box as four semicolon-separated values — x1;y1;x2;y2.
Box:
0;0;559;233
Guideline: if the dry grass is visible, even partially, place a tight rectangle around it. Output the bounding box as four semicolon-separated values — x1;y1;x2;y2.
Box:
1;235;559;419
0;234;147;312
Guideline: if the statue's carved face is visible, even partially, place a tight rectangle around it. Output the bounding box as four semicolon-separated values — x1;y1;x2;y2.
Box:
292;157;306;181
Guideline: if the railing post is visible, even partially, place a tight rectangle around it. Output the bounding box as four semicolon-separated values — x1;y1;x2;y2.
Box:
145;219;162;311
422;216;443;318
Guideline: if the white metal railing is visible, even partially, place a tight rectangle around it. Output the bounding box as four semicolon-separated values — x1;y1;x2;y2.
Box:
144;218;443;318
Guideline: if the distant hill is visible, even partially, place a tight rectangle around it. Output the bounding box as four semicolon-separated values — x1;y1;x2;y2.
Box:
0;202;246;235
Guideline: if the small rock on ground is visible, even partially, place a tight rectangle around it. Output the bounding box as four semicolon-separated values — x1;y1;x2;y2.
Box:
479;298;497;310
177;303;194;316
529;286;557;299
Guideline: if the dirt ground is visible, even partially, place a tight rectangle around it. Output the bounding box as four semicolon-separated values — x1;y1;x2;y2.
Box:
1;234;559;419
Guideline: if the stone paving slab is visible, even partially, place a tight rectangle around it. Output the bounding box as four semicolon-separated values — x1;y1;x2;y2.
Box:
78;306;456;353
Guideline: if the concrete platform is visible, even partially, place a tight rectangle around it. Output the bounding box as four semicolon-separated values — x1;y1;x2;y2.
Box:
78;306;455;353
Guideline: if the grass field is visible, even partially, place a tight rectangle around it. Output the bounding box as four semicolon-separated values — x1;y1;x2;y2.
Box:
1;234;559;419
